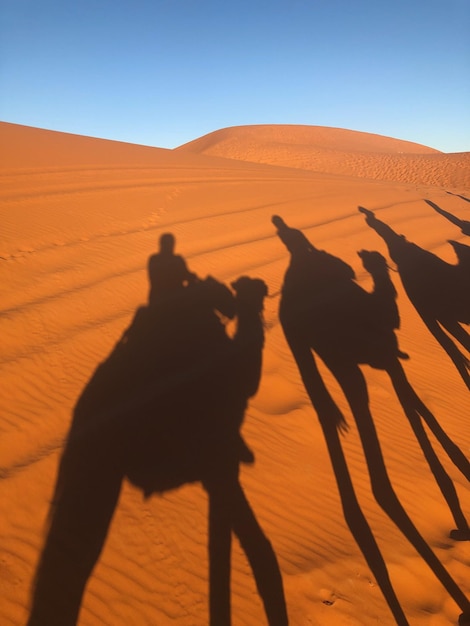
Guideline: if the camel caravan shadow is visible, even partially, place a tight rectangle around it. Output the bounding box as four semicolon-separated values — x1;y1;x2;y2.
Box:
272;215;470;626
359;205;470;390
28;236;288;626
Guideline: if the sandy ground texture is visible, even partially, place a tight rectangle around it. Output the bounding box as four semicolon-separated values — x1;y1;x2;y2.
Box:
1;121;470;626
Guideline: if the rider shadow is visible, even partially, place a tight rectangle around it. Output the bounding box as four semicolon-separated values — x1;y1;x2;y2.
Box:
445;192;470;206
28;250;288;626
272;215;470;626
359;205;470;390
426;198;470;236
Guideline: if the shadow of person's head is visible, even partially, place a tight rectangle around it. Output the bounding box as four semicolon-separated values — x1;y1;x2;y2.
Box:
159;232;176;255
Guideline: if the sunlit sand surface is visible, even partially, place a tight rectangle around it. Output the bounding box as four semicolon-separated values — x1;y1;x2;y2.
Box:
178;124;470;188
1;121;469;625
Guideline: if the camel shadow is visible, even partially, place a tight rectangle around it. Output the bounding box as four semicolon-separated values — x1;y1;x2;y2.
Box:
272;215;470;626
426;198;470;235
28;254;288;625
445;192;470;206
359;205;470;391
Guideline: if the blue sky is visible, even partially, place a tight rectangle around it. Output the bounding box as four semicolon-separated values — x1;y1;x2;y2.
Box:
1;0;469;152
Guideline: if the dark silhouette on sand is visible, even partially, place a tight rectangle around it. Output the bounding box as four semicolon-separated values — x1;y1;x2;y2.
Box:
28;240;288;626
148;232;196;305
273;215;470;626
426;198;470;236
359;205;470;390
446;192;470;205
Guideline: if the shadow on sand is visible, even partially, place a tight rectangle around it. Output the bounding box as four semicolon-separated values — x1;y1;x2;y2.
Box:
272;215;470;626
359;205;470;390
28;241;288;626
427;197;470;235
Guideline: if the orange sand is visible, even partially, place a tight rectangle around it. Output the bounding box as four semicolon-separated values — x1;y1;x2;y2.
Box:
1;121;469;625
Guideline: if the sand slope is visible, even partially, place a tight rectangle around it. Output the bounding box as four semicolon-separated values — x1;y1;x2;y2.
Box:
177;124;470;188
1;122;470;625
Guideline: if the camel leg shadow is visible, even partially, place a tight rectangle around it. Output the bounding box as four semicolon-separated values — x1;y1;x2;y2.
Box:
28;445;123;626
206;468;289;626
285;335;409;625
441;319;470;353
386;360;470;538
420;315;470;390
329;362;470;618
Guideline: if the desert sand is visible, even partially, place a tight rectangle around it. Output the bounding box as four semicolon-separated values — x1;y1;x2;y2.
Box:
1;121;469;625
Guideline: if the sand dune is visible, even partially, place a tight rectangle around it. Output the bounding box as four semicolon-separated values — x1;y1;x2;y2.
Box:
1;122;470;626
177;124;470;188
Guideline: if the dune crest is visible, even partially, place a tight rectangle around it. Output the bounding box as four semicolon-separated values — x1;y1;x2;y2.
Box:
176;124;470;188
177;124;441;155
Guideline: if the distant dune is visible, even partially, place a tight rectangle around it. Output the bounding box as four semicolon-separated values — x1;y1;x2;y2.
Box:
1;122;470;626
176;124;470;188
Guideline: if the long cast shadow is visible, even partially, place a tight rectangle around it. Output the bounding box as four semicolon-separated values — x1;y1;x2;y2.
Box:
445;192;470;206
28;241;288;626
359;205;470;390
426;198;470;235
272;215;470;625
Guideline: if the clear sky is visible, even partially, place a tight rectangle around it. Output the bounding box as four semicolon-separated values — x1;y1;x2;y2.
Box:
1;0;469;152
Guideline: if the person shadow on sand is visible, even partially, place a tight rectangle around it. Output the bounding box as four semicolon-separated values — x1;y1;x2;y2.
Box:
359;205;470;391
27;237;288;626
427;196;470;236
272;215;470;626
147;232;197;305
